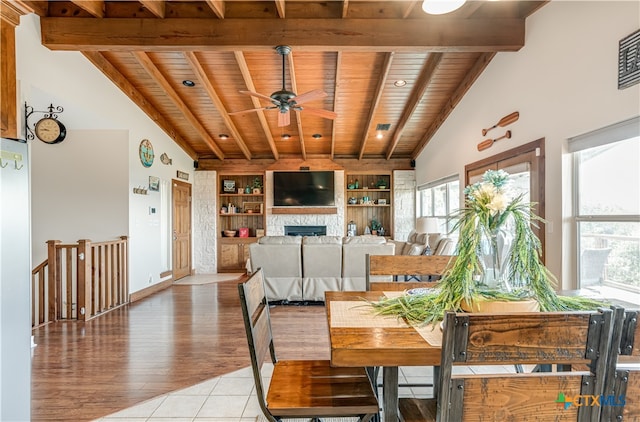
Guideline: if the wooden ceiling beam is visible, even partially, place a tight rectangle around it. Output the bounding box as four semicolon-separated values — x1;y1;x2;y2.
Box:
329;51;342;159
71;1;105;18
358;52;393;160
1;0;33;26
205;0;225;19
184;52;251;160
234;51;279;160
133;51;225;160
139;0;165;18
41;17;526;52
412;52;496;158
386;52;442;159
82;51;197;159
287;52;306;161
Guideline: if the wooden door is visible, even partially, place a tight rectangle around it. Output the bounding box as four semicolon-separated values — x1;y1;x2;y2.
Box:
172;179;191;281
465;138;545;261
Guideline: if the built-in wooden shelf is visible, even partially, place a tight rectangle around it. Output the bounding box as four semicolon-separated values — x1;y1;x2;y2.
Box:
271;207;338;215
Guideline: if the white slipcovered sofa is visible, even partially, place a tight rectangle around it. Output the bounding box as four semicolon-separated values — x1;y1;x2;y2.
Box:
248;235;395;302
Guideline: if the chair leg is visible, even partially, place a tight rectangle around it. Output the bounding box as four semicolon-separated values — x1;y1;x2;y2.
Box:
365;367;382;422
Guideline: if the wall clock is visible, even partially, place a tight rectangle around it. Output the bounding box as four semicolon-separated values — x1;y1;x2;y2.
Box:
139;139;154;167
34;117;66;144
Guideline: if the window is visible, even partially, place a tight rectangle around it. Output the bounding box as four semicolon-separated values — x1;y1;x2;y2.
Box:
418;175;459;234
570;117;640;303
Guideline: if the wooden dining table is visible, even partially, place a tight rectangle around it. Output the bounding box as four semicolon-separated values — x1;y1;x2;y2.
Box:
325;290;443;422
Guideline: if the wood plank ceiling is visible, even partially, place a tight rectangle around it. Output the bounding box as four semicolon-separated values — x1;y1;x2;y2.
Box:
8;0;547;164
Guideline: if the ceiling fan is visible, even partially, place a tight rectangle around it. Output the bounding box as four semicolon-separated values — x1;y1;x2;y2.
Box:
229;45;338;127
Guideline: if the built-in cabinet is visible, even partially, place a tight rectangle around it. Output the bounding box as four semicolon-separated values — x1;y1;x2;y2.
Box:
345;172;392;237
217;173;265;272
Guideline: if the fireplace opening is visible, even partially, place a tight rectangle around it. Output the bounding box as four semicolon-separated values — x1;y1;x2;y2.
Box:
284;225;327;236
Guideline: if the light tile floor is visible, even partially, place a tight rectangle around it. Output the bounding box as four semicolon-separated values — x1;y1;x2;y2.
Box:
95;364;518;421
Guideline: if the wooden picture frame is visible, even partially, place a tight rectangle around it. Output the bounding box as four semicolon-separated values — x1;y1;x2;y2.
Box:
223;179;236;193
148;176;160;191
243;201;263;214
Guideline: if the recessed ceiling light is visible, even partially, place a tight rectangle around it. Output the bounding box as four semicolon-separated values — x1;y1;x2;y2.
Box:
422;0;466;15
182;80;196;87
376;132;384;139
281;134;291;140
394;80;407;87
312;134;322;139
219;134;229;140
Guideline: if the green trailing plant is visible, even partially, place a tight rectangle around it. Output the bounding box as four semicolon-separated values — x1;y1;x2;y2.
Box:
371;169;605;325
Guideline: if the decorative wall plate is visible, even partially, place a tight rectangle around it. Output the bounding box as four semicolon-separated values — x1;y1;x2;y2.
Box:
139;139;154;167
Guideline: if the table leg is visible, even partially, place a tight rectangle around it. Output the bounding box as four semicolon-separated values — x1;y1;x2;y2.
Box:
382;366;400;421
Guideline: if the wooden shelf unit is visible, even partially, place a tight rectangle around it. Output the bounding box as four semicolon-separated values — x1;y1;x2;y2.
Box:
217;173;265;272
345;173;393;237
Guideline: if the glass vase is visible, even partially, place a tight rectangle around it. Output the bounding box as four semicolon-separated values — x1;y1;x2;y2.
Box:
478;226;513;292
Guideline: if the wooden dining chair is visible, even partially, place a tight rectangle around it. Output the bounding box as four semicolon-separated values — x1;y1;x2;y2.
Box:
237;268;379;422
399;308;614;422
365;254;455;291
600;305;639;421
365;254;454;402
607;365;640;421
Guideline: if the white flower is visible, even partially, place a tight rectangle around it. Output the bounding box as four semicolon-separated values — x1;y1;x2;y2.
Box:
487;193;507;215
476;182;497;200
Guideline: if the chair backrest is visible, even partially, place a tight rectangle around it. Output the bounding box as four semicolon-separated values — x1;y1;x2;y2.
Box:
365;254;455;290
601;305;638;421
608;365;640;421
438;309;613;422
237;268;276;417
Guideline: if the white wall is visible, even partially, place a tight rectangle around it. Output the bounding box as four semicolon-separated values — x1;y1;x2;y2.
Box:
415;1;640;288
30;130;128;264
16;14;196;293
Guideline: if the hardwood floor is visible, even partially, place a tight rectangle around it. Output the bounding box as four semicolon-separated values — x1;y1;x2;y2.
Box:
31;278;329;421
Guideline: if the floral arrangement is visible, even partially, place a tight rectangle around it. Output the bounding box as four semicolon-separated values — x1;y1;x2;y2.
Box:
371;170;604;325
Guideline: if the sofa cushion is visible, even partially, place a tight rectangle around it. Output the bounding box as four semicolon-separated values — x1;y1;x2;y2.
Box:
427;233;444;251
343;235;387;245
302;235;343;245
406;243;425;255
406;230;418;243
258;235;302;245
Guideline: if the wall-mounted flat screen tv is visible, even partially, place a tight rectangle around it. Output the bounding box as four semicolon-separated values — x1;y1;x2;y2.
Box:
273;171;335;207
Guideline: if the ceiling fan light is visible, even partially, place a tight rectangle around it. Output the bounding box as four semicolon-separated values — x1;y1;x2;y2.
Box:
421;0;466;15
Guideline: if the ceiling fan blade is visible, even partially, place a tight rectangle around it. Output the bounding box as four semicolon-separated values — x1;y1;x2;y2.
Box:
240;90;279;104
299;106;337;120
278;111;291;127
291;89;327;105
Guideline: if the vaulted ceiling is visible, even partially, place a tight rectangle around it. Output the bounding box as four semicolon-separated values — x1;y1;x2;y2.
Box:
6;0;546;163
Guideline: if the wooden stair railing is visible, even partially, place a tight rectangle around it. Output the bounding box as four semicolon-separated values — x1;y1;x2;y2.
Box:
31;236;129;328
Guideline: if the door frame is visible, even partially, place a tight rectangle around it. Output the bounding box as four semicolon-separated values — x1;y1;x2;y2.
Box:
465;138;546;261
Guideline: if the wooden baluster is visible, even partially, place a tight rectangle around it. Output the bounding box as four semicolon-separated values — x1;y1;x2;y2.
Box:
46;240;60;323
120;236;129;304
77;239;92;321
